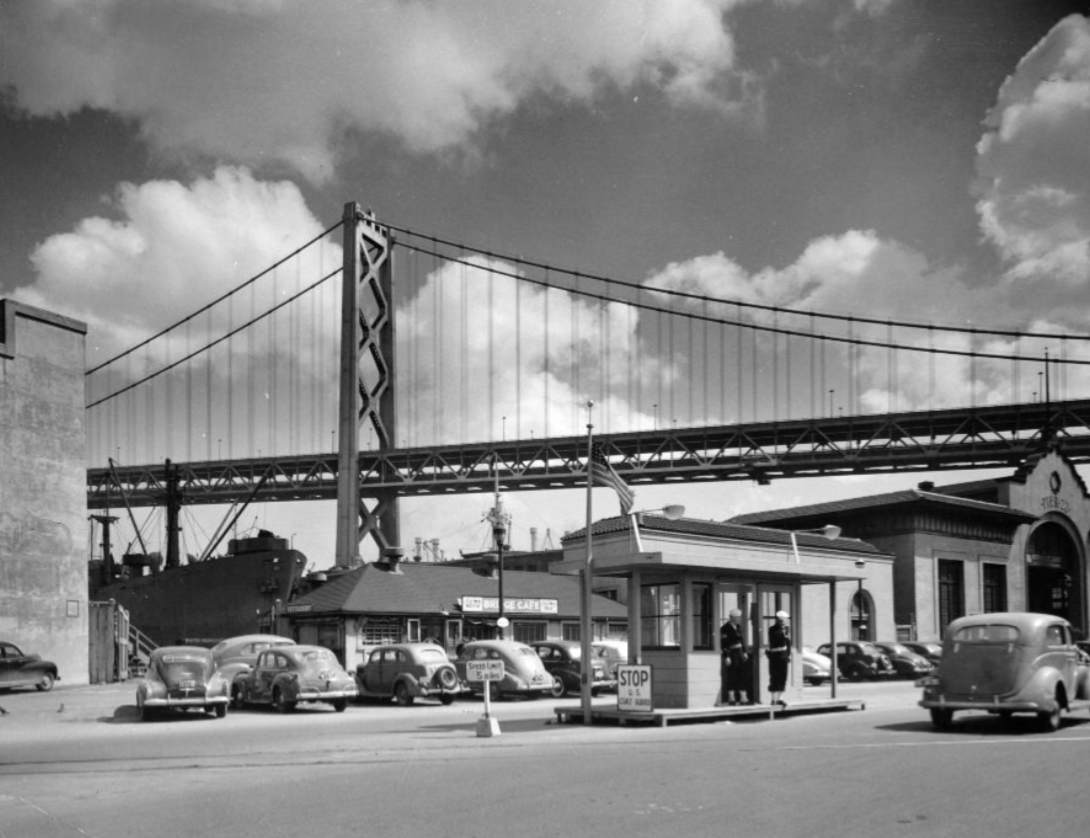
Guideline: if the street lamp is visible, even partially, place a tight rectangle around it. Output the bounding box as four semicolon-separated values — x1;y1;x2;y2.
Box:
788;524;842;563
491;512;509;640
629;505;686;552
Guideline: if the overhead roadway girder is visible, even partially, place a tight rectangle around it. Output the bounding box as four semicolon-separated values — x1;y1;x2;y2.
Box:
88;399;1090;508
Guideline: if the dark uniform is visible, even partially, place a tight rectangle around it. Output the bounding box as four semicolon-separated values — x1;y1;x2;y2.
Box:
720;619;749;703
767;619;790;694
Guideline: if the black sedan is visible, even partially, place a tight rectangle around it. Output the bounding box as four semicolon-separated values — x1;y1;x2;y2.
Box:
531;640;615;698
873;642;934;679
0;641;59;692
817;641;896;681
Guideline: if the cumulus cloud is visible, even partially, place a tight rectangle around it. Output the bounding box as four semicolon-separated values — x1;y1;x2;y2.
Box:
0;0;755;182
976;14;1090;301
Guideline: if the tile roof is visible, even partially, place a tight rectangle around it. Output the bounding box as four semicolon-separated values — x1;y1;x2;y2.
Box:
288;560;627;618
729;488;1036;525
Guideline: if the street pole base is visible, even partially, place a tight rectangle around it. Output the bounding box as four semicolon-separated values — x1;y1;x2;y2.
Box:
476;715;501;737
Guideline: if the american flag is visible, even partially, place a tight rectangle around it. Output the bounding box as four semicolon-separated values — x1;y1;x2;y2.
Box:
589;446;635;515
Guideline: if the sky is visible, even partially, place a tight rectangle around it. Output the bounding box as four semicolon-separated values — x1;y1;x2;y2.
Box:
3;0;1090;567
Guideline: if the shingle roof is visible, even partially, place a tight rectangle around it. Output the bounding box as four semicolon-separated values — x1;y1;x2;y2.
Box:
288;561;627;618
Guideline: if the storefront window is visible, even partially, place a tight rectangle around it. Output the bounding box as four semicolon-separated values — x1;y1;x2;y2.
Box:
513;621;547;644
691;583;712;649
641;583;680;648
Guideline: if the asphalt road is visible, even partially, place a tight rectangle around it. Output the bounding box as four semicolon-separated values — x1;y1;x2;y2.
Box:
2;681;1089;837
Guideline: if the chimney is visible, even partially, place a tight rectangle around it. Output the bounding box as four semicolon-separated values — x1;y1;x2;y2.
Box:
530;527;538;552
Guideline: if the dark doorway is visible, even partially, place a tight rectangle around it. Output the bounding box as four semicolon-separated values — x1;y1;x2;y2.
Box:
1026;522;1081;631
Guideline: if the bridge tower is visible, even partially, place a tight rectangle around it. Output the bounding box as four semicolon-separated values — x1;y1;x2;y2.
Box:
335;203;397;566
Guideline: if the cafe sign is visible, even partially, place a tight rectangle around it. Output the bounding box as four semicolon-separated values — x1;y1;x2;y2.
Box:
459;596;559;615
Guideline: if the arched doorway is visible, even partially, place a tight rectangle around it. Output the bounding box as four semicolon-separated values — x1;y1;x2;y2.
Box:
851;589;873;641
1026;520;1082;630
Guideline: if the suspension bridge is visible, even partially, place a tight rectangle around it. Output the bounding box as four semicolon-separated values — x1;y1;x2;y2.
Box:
84;203;1090;561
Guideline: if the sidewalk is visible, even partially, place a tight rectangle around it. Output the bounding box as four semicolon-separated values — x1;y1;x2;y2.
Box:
0;678;922;728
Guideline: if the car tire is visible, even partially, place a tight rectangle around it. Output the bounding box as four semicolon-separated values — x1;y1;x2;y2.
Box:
488;682;502;702
929;708;952;730
549;676;567;698
141;704;156;722
1039;704;1062;732
394;682;414;707
331;699;347;713
437;667;459;691
36;672;55;692
440;694;456;705
230;685;244;709
272;687;295;714
214;703;227;719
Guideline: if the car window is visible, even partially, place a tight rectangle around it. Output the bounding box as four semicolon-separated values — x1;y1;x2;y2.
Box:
1046;624;1066;646
953;624;1019;642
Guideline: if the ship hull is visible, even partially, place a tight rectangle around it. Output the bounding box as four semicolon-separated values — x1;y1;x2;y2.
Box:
90;536;306;646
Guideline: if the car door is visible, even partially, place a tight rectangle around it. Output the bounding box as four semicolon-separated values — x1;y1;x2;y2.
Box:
1048;622;1079;696
250;651;277;702
361;649;384;693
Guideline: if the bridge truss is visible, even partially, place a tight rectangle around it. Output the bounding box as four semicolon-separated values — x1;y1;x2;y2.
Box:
87;398;1090;509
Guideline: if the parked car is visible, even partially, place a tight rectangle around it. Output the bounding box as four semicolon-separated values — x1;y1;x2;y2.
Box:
919;612;1090;731
816;641;895;681
902;641;943;666
532;640;615;698
802;647;832;686
454;640;555;700
873;642;934;679
592;640;628;682
356;642;463;705
136;645;229;721
212;633;297;694
0;641;59;692
231;644;357;712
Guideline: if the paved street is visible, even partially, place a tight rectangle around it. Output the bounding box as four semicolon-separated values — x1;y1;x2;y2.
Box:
2;680;1089;837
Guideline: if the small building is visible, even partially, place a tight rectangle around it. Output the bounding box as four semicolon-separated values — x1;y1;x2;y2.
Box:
557;514;885;709
731;449;1079;640
0;300;89;685
281;552;628;671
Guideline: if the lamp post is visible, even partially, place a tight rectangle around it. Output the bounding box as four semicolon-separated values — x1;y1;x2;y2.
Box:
492;513;508;640
629;504;686;552
788;524;842;563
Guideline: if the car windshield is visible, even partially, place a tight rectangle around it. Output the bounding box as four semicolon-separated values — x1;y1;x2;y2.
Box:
417;648;448;662
882;643;910;655
296;649;340;672
156;655;211;682
858;643;881;654
953;624;1020;643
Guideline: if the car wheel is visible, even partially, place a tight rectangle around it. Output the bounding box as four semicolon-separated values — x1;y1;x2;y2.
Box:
1039;704;1062;732
488;682;502;702
141;704;156;722
214;703;227;719
36;672;55;692
437;667;459;691
272;687;295;714
394;681;414;706
549;676;567;698
929;708;952;730
331;699;347;713
230;684;244;709
440;694;455;705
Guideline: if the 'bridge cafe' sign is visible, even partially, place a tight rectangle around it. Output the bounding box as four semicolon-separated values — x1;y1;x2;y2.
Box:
459;595;559;615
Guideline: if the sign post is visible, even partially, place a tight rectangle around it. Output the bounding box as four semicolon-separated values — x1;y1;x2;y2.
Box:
616;664;653;714
466;659;505;737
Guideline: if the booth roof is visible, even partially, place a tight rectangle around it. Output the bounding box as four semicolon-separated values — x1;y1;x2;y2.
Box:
286;560;628;618
561;514;884;556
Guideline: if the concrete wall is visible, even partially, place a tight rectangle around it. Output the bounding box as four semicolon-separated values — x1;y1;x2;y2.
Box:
0;301;88;685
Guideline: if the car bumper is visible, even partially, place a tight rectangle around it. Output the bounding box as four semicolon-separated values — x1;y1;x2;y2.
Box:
296;688;358;701
919;696;1044;712
144;695;228;708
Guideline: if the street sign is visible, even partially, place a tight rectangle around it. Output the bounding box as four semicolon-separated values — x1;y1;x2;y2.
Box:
616;664;653;712
466;659;505;682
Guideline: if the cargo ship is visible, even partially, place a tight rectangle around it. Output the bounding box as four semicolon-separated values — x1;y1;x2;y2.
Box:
88;528;307;646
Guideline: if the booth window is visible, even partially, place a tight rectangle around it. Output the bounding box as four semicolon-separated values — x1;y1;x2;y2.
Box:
691;583;712;649
640;583;680;649
513;621;547;644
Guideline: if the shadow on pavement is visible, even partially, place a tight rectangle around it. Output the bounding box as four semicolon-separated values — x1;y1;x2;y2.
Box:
878;713;1090;736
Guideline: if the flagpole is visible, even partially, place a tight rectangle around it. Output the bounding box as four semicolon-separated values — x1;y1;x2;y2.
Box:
581;400;594;726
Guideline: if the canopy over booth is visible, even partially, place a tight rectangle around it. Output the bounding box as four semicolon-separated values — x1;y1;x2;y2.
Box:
557;514;886;710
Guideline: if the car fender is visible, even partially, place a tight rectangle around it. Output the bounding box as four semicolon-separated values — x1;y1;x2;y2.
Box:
394;674;424;696
1025;667;1067;709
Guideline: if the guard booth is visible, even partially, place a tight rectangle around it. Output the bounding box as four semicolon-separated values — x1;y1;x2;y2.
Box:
558;515;888;710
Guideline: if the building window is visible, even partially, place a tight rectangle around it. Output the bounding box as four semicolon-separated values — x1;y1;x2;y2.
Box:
982;563;1007;613
938;559;965;635
691;583;712;649
358;617;401;646
562;622;581;641
641;583;680;649
406;618;421;642
851;589;872;641
513;621;547;644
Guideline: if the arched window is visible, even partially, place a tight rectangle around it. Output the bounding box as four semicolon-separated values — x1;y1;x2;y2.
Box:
851;589;872;641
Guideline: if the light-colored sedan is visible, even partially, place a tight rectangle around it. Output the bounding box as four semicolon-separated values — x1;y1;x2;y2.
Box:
919;611;1090;731
232;645;357;712
356;642;463;705
454;640;555;700
136;646;229;721
802;647;832;685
